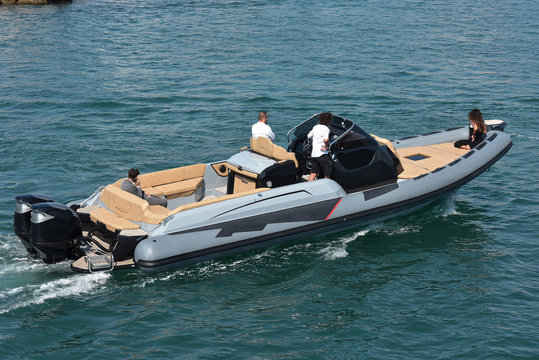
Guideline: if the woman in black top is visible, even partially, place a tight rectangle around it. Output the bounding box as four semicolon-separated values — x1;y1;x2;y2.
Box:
454;109;487;150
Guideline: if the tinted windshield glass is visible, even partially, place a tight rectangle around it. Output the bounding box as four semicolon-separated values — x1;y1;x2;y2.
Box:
334;124;379;150
291;114;352;139
288;113;378;150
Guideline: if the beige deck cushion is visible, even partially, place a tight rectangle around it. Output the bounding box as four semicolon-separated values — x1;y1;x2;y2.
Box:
142;186;163;197
371;134;402;163
233;174;256;193
90;207;139;232
169;188;270;216
250;137;298;167
100;185;172;225
224;163;259;180
426;142;471;156
138;164;206;188
370;134;470;175
100;185;269;226
398;159;437;179
396;142;469;179
111;178;123;188
101;185;147;222
222;163;259;194
112;164;206;199
145;205;172;223
143;177;204;199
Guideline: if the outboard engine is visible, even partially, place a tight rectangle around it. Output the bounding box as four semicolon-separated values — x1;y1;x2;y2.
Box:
29;202;82;264
14;193;55;256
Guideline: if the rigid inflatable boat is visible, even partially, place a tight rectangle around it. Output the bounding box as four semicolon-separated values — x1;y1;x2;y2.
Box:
14;114;512;273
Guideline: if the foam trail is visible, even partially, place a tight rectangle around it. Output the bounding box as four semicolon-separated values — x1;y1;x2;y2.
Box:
319;230;369;260
137;248;279;287
510;131;538;141
0;272;110;314
368;193;460;235
0;234;75;275
439;192;460;217
0;260;59;276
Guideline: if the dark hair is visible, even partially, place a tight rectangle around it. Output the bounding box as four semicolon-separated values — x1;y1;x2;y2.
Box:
319;112;333;126
469;109;485;133
258;111;267;121
128;168;140;180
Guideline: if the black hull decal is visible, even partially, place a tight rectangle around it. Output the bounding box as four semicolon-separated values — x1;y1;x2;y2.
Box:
363;183;399;201
169;198;341;238
137;141;512;269
212;190;311;219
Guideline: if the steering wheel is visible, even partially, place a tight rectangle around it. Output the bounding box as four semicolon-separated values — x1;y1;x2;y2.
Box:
302;137;313;155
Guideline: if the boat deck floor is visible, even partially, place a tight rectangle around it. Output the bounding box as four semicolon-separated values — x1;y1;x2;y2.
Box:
71;231;136;273
71;251;135;273
396;142;468;179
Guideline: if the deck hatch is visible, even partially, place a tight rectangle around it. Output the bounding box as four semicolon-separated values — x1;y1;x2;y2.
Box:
405;154;430;161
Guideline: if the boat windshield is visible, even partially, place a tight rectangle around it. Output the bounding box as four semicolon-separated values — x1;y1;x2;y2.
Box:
287;113;376;148
287;113;352;142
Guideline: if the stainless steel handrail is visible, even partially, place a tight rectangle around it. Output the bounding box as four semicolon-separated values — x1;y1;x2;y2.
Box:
286;113;319;143
286;114;354;153
329;124;353;152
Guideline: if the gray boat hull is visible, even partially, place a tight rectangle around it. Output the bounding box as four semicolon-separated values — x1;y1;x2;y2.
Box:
135;129;512;273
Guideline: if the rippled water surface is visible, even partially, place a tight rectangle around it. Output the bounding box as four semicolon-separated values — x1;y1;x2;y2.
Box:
0;1;537;359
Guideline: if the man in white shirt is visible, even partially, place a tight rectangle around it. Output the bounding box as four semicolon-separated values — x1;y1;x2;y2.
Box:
252;111;275;141
307;112;333;181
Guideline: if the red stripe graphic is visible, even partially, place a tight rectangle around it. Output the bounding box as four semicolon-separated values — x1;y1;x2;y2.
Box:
325;198;342;220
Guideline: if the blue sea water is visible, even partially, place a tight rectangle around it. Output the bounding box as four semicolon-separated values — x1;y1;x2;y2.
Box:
0;0;538;358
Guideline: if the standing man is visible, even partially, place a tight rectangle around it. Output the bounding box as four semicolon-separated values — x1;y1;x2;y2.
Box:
307;112;333;181
251;111;275;141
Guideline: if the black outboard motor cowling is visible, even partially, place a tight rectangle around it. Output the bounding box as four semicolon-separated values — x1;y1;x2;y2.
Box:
14;193;55;256
29;202;82;264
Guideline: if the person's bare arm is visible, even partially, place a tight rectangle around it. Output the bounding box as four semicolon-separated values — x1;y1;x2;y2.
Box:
322;138;329;151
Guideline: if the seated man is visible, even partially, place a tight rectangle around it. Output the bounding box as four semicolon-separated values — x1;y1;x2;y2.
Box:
121;168;168;207
251;111;275;141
